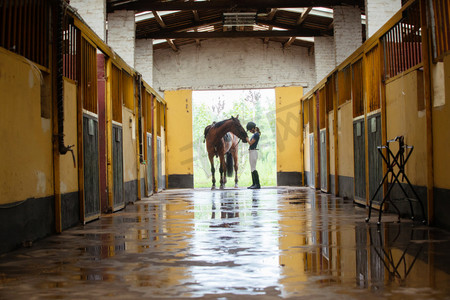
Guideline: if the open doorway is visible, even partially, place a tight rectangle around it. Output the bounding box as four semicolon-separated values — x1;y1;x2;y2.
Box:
192;89;276;188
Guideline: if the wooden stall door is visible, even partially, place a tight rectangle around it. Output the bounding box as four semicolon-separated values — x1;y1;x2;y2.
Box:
157;136;164;191
309;134;315;188
97;53;107;212
83;114;100;220
368;113;382;205
110;64;124;211
81;37;100;221
147;133;154;196
113;125;124;209
320;129;328;192
353;119;366;202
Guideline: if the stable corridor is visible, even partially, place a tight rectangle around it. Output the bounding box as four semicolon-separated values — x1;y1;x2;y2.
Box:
1;187;450;299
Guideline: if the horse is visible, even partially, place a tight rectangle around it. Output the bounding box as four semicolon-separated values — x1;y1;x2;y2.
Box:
204;116;248;190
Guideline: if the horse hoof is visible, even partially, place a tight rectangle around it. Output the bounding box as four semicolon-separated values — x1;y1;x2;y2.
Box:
211;186;216;190
220;185;225;190
234;184;238;188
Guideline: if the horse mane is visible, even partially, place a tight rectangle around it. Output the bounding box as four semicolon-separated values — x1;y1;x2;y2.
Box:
213;119;227;128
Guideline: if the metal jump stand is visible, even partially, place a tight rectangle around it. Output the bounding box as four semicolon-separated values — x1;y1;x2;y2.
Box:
365;136;427;225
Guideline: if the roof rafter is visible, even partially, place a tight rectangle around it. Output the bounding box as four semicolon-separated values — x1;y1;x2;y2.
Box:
142;29;325;39
152;11;179;51
109;0;363;12
296;7;312;25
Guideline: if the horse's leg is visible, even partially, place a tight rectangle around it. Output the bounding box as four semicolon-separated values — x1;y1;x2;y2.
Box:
233;147;239;188
209;153;216;190
219;153;226;189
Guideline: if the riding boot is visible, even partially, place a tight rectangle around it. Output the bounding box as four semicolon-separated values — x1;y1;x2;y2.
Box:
250;171;261;189
247;171;255;189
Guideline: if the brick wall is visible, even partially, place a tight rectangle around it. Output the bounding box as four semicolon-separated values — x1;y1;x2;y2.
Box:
107;10;136;68
314;37;336;83
153;38;315;93
365;0;401;39
70;0;106;41
333;6;363;66
135;39;153;86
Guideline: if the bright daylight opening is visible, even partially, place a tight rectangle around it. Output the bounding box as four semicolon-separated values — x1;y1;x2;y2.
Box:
192;89;276;188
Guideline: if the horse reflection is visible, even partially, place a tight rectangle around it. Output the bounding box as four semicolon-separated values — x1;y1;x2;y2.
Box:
210;192;240;228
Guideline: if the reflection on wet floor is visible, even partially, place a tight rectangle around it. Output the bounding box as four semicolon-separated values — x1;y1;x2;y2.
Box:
1;187;450;299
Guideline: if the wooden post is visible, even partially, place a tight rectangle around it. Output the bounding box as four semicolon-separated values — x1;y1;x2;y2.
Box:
379;39;388;205
106;58;114;211
333;73;339;196
420;0;434;224
314;92;320;189
51;3;62;233
300;99;305;186
77;34;85;222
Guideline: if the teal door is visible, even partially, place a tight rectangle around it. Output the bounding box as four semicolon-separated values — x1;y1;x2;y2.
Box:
112;124;124;210
83;114;100;220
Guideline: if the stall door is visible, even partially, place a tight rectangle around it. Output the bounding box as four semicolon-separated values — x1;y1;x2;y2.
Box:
157;136;164;191
320;129;328;192
309;133;315;187
81;37;100;221
368;113;383;205
112;124;124;210
83;114;100;220
353;119;366;201
146;133;153;196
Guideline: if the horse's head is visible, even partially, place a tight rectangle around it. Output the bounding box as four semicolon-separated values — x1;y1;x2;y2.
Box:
230;115;248;143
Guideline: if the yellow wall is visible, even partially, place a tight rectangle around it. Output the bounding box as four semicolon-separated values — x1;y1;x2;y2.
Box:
165;90;193;176
60;79;79;194
275;86;303;173
123;108;137;182
337;101;354;177
433;53;450;189
0;48;53;204
386;70;427;186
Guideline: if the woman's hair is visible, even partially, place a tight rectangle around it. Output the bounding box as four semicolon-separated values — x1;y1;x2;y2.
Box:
255;126;261;135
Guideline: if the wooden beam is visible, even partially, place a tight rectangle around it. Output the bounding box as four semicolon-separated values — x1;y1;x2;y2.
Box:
296;7;312;25
267;8;278;20
142;28;325;39
136;17;223;38
109;0;363;12
264;26;273;43
152;11;166;28
327;20;334;30
167;38;179;51
152;11;178;50
193;10;200;22
283;36;296;48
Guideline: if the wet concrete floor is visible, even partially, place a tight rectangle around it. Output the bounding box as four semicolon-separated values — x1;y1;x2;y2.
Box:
1;187;450;299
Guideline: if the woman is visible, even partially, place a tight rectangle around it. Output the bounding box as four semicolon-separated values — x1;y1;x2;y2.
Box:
246;122;261;189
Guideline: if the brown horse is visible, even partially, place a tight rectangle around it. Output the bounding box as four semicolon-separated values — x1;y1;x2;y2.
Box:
204;116;248;189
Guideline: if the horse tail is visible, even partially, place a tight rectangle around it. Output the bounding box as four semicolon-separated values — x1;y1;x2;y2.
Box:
226;152;233;177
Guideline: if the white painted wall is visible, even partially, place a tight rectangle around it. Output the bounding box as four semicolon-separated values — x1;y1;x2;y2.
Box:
70;0;106;41
136;39;154;85
314;36;336;83
365;0;401;39
107;10;136;68
152;38;315;93
333;6;363;66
